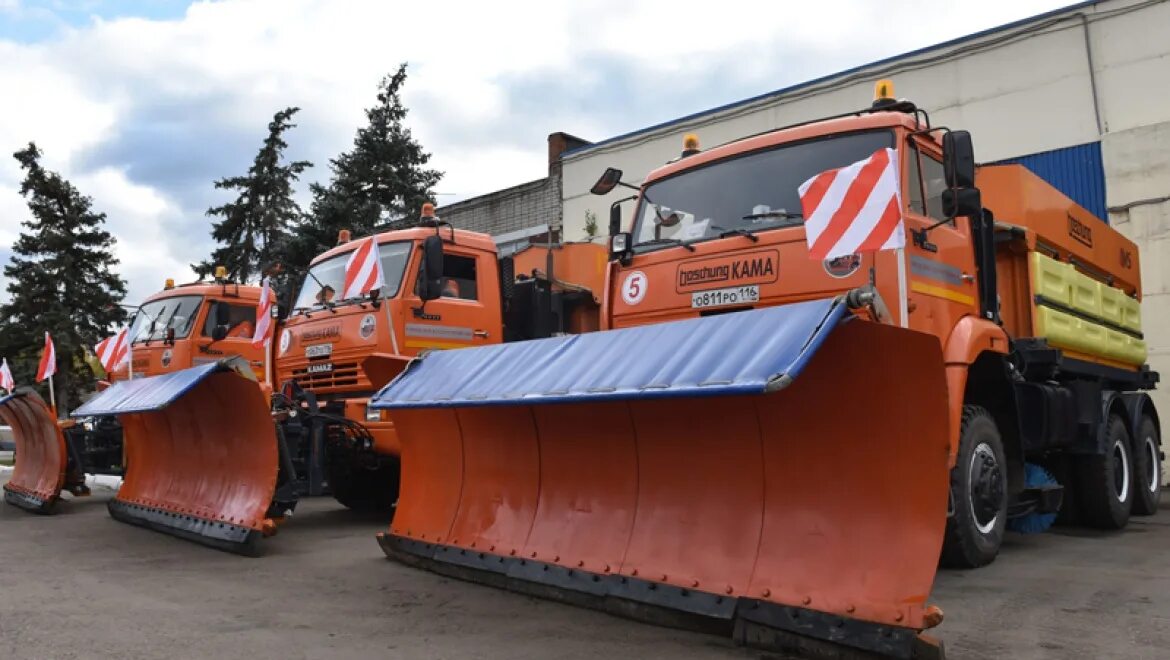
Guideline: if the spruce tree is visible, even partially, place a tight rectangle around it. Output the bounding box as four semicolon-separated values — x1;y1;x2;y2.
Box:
0;143;127;410
196;107;312;283
279;64;441;286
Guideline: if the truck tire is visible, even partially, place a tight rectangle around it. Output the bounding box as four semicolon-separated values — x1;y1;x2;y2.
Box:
1076;414;1133;529
941;405;1008;569
1132;416;1161;516
327;460;400;515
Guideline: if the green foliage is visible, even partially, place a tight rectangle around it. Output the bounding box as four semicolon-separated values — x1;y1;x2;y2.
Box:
278;64;442;290
584;210;599;238
0;143;127;410
195;107;312;285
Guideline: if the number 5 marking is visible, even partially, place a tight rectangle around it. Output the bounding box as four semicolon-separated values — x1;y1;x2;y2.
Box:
622;271;647;305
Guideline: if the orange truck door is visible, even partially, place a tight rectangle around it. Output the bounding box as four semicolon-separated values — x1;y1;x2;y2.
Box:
401;247;500;353
902;138;980;338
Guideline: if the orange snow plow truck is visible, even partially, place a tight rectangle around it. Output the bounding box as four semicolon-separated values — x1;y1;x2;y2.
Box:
369;83;1160;658
60;218;606;554
2;275;266;514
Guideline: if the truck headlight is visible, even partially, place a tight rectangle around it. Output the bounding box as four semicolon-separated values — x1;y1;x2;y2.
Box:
366;405;382;422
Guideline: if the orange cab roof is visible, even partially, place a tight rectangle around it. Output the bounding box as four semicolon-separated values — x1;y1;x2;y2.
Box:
645;111;925;186
310;225;498;267
141;282;262;304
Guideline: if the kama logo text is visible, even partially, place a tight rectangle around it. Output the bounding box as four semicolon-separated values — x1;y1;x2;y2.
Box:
676;250;779;292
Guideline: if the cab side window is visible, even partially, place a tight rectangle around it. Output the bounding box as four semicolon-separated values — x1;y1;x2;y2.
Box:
441;254;478;301
201;303;257;339
907;142;948;223
920;153;948;222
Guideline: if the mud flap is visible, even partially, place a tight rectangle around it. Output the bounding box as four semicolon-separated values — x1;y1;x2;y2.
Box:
1;391;68;513
72;358;280;555
372;298;950;658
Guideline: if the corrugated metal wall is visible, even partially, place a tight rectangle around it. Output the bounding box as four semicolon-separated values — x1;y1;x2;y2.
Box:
994;141;1108;222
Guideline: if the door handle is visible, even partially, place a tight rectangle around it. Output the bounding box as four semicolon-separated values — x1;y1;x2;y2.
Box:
473;330;489;339
961;273;975;284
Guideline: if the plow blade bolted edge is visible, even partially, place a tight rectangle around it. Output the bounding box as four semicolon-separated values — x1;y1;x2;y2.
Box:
372;298;951;658
1;391;69;513
72;358;280;556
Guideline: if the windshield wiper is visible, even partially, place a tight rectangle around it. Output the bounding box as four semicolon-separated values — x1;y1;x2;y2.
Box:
637;237;696;252
741;211;803;222
718;227;760;243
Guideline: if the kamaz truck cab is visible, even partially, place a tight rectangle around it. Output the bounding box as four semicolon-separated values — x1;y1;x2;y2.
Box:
274;213;605;510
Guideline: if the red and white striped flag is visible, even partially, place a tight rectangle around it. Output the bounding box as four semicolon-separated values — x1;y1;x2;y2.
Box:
95;326;129;372
799;148;905;261
342;236;385;299
36;331;56;382
0;358;14;392
253;277;274;347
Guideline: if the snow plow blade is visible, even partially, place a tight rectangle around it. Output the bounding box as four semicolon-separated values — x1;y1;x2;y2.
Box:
72;358;280;556
1;391;74;513
372;297;951;658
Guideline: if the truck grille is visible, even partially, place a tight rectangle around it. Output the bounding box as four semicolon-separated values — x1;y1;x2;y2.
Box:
291;361;363;393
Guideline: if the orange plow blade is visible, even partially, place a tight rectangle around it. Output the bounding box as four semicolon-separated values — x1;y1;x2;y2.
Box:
71;358;284;555
1;391;73;513
373;298;950;658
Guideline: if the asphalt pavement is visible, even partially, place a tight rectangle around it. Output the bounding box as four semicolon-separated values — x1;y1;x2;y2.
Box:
1;478;1167;659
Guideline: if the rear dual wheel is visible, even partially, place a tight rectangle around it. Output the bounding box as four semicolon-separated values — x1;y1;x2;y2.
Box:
1132;416;1161;516
1076;414;1133;529
941;406;1008;569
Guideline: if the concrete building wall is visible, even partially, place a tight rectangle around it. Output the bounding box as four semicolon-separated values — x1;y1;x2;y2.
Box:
439;132;591;241
560;0;1170;435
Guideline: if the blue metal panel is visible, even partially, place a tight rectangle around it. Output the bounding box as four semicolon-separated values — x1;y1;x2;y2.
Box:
995;142;1108;222
72;359;252;417
372;297;848;409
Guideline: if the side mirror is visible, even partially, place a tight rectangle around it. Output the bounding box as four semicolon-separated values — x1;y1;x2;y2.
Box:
211;325;228;341
943;130;976;189
214;301;230;326
609;204;622;236
610;232;632;261
591;167;624;196
942;188;982;218
418;234;444;302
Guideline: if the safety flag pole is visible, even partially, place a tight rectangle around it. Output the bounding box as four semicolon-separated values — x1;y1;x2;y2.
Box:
0;357;15;395
253;277;275;385
896;247;909;328
37;331;58;416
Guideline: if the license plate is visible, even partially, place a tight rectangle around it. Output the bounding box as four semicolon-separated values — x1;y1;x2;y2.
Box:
305;362;333;374
691;285;760;309
305;343;333;358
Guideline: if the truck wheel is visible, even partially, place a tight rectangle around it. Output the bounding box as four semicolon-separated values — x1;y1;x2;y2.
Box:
1132;416;1161;516
327;460;400;515
941;406;1008;569
1076;414;1133;529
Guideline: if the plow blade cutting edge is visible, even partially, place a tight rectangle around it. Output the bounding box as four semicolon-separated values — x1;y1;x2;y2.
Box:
372;297;950;658
1;391;75;513
72;358;280;555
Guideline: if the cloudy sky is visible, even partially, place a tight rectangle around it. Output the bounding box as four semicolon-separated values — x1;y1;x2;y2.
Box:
1;0;1074;303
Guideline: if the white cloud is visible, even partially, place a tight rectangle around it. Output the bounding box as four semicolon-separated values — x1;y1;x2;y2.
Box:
0;0;1074;304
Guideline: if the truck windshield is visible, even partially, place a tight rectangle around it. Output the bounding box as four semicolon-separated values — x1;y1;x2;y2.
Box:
631;130;895;251
292;240;412;312
128;295;203;344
